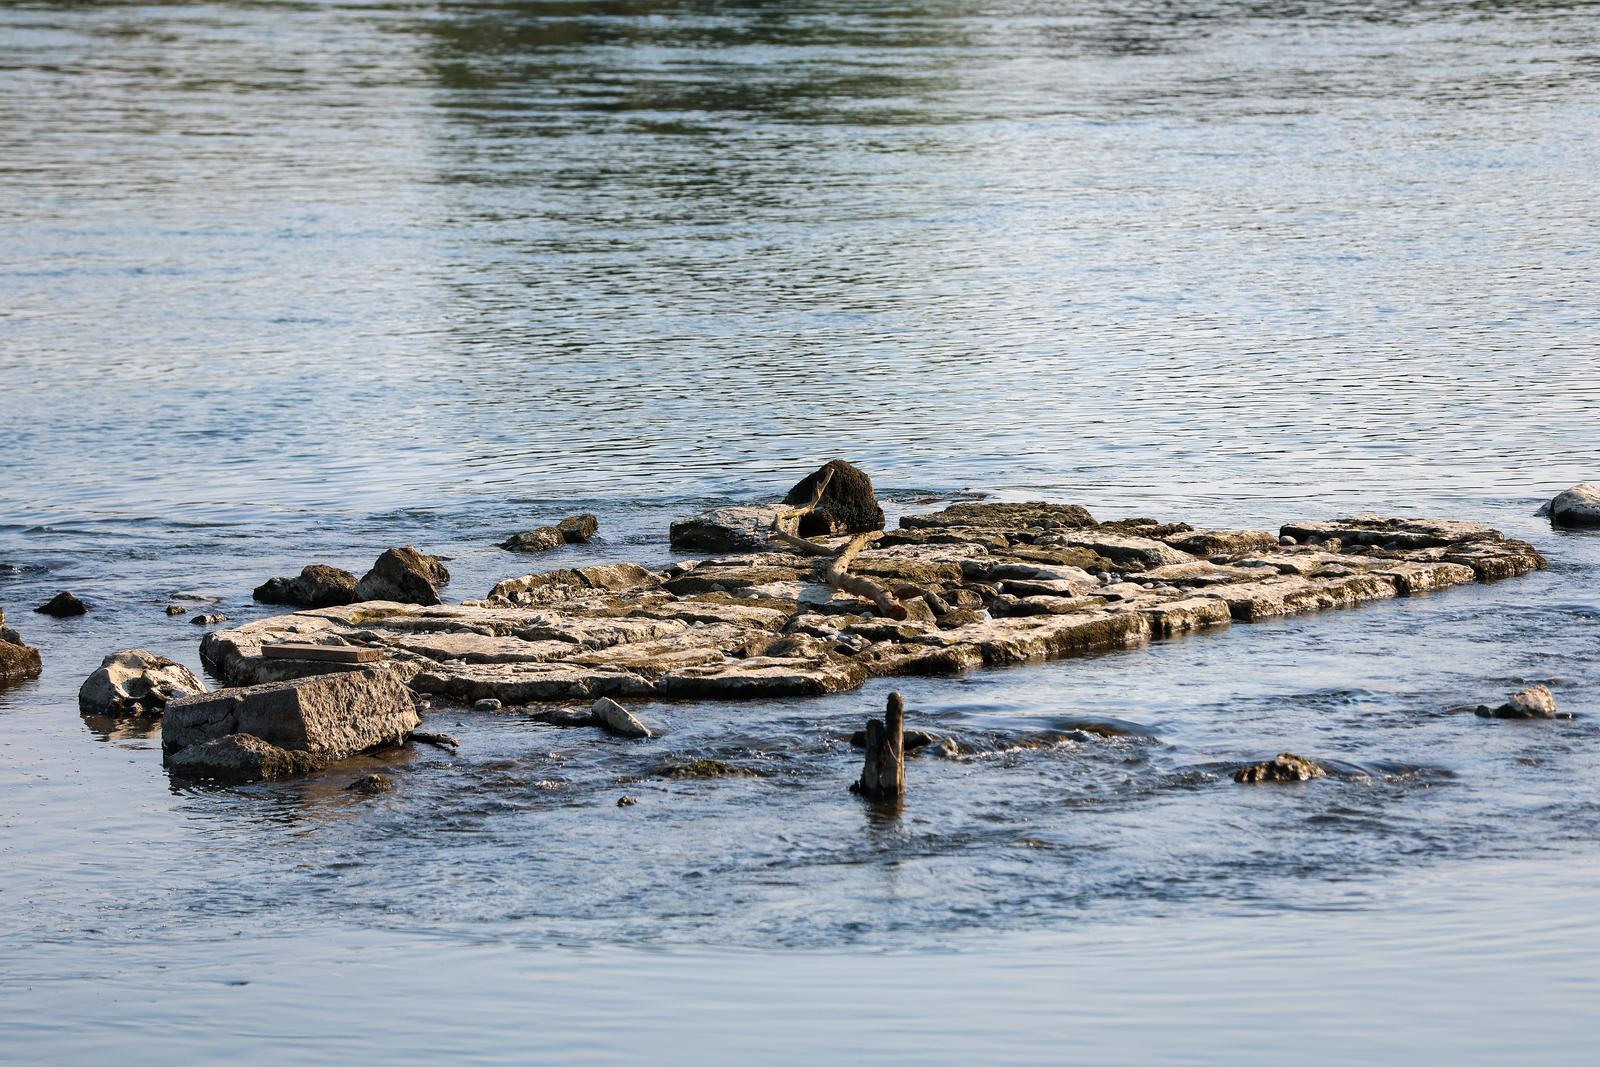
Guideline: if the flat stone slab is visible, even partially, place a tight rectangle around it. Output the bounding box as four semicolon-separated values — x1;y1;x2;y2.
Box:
200;507;1547;705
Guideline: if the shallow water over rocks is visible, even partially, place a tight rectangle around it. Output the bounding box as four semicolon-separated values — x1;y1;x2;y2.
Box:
4;0;1600;1061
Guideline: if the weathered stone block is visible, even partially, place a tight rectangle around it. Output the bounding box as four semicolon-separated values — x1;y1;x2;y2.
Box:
162;667;418;763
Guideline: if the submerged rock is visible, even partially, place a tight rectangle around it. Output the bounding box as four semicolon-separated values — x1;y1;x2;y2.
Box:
1234;753;1327;783
165;604;188;616
162;667;420;781
189;612;227;626
167;733;324;782
355;546;450;605
592;696;651;739
669;504;787;553
253;564;358;609
784;459;886;538
1547;483;1600;529
1476;684;1565;720
654;758;761;779
35;591;88;617
346;772;395;794
557;514;600;544
78;649;206;716
501;527;565;553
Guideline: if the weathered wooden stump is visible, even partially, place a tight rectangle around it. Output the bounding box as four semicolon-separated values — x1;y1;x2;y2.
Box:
851;691;906;800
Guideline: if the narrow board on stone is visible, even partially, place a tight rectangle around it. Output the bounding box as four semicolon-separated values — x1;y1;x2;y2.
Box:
262;642;384;663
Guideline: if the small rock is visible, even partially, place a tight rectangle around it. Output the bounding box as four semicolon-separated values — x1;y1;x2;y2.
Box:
410;730;460;750
1279;535;1297;546
1234;753;1327;783
557;514;600;544
783;459;886;538
35;591;88;617
253;564;358;609
1476;684;1564;720
616;795;637;807
500;527;565;553
592;696;651;739
355;546;449;605
1548;483;1600;528
472;697;503;712
190;612;227;626
530;708;598;728
78;649;206;716
346;773;394;794
165;604;188;616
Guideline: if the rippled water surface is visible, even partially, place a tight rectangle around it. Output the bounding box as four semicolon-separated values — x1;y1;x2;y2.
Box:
3;1;1600;1062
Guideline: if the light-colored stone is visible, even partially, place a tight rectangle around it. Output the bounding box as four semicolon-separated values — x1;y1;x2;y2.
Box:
1479;684;1563;720
78;649;206;716
669;504;787;552
1548;483;1600;529
591;697;651;738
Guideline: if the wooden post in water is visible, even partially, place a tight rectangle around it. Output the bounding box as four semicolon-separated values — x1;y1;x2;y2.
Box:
852;691;906;800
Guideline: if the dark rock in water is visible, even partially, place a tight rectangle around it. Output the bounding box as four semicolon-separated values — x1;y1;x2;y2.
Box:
162;667;420;782
355;546;450;605
167;733;324;782
1547;483;1600;528
558;514;600;544
655;758;762;779
784;459;886;538
189;612;227;626
346;772;394;794
35;591;88;617
850;727;948;752
253;564;358;609
501;527;564;553
78;649;206;715
669;504;787;553
1476;684;1565;719
529;708;597;728
1234;753;1327;783
0;634;43;685
617;794;638;807
165;604;188;616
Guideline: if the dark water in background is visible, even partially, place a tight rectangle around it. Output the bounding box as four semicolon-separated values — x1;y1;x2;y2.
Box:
3;1;1600;1062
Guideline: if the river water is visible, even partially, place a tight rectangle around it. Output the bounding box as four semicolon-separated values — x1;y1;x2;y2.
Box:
2;1;1599;1062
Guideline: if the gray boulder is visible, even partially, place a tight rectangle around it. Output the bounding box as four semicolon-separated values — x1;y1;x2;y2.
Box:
253;564;358;608
78;649;206;716
501;527;565;553
1547;483;1600;528
669;504;786;552
592;696;651;738
162;667;420;772
355;546;450;605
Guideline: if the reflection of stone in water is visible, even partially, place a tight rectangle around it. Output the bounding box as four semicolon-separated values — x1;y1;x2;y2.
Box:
79;713;162;742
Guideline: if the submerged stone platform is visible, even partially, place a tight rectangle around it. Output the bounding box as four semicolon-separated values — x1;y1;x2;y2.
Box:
200;505;1545;705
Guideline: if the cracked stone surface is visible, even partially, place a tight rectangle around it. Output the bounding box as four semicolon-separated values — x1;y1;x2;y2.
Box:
200;504;1547;706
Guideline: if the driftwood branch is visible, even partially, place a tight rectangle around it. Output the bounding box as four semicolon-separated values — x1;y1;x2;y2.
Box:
768;470;906;620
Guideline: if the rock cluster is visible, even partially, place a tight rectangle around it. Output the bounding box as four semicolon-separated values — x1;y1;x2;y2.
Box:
199;506;1545;708
502;513;600;552
1476;684;1566;720
670;459;884;551
162;667;420;782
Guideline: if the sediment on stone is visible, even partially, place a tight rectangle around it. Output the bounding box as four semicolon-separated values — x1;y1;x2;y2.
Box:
203;507;1546;706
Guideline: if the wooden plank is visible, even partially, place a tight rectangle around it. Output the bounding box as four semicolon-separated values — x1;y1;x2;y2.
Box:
262;642;383;663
